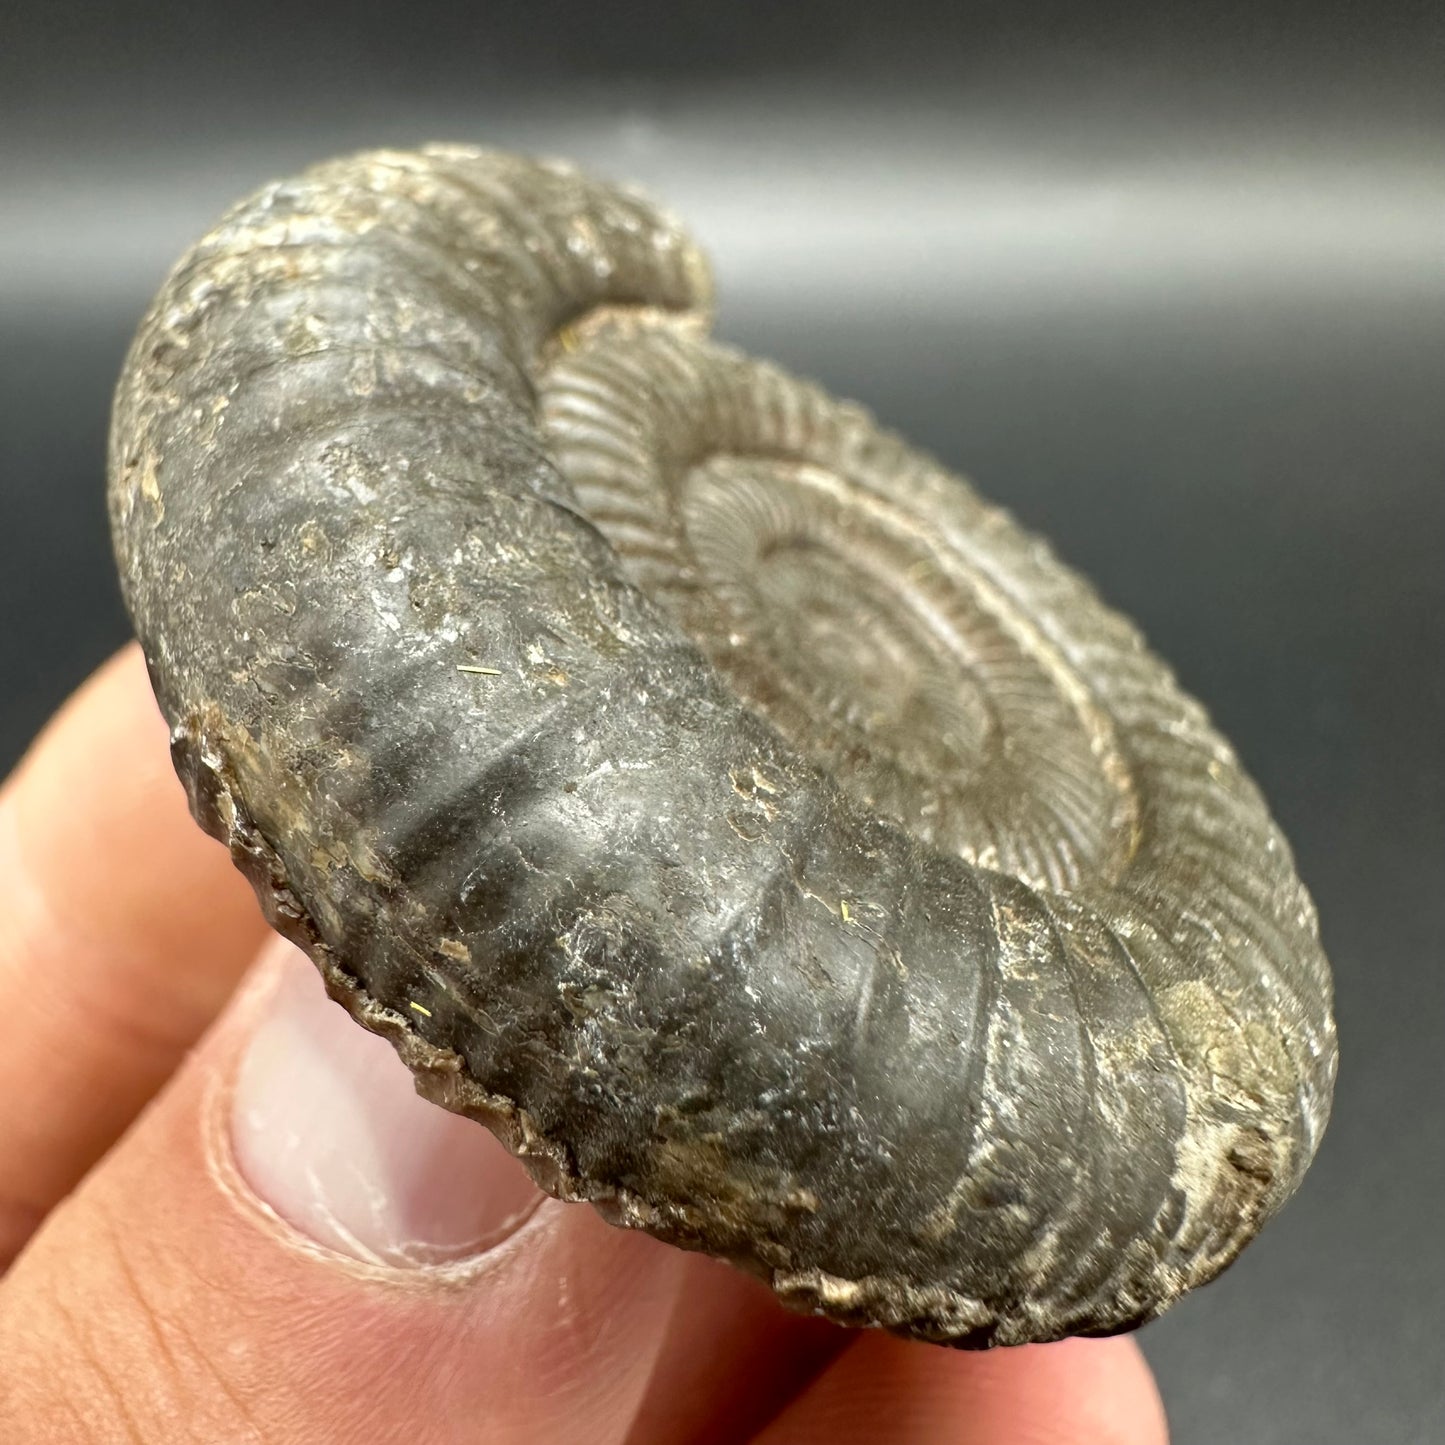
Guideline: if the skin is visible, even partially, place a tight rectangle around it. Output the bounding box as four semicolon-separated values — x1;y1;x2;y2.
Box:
0;646;1168;1443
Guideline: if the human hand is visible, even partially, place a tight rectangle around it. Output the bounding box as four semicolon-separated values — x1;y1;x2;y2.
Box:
0;646;1169;1443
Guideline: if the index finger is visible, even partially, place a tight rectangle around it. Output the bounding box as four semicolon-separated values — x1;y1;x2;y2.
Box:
0;644;269;1267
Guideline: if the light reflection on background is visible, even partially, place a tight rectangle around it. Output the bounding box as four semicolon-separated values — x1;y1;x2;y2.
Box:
5;97;1443;313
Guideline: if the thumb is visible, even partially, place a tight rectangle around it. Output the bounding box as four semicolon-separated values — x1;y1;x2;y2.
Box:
0;938;689;1444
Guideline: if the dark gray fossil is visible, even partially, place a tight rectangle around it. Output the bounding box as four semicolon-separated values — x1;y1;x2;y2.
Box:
108;146;1337;1346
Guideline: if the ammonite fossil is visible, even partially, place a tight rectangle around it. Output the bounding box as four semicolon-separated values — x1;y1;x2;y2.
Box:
108;146;1337;1346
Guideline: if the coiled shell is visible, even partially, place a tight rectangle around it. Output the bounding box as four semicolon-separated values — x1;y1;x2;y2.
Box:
108;147;1337;1345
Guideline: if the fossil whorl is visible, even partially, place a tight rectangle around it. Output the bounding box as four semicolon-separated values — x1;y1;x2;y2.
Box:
108;146;1337;1346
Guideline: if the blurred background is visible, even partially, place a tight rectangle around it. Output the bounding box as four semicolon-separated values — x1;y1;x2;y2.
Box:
3;3;1442;1440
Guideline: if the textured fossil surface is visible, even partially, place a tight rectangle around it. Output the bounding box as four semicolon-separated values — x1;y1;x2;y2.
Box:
108;146;1337;1346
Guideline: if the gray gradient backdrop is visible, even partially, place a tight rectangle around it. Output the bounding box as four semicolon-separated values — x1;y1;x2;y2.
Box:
3;5;1442;1441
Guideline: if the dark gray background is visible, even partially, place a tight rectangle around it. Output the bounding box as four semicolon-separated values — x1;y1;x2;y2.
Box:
3;4;1442;1441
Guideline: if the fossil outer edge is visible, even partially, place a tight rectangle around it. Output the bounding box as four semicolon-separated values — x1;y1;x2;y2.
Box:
108;146;1337;1347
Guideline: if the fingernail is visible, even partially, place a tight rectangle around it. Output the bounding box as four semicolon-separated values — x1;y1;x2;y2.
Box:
230;940;540;1267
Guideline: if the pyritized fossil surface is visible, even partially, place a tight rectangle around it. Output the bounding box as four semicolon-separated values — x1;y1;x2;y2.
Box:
108;146;1337;1346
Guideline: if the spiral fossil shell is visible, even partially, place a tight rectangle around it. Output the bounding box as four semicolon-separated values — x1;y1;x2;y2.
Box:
108;146;1337;1346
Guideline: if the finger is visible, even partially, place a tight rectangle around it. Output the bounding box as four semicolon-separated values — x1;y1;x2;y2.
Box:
0;644;269;1267
1;940;732;1443
624;1255;844;1445
752;1329;1169;1445
232;939;846;1444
